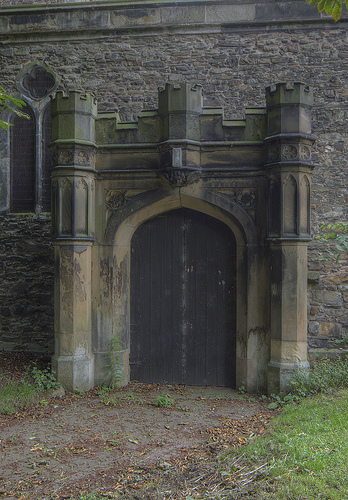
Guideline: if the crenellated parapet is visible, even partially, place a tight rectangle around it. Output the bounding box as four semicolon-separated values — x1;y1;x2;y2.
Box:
95;83;267;182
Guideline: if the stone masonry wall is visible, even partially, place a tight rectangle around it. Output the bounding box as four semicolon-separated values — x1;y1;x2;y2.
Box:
0;214;54;352
0;0;348;356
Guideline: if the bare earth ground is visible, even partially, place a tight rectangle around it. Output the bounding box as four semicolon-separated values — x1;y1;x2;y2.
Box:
0;353;274;500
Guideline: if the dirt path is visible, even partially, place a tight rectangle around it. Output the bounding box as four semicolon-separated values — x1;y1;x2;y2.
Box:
0;383;273;500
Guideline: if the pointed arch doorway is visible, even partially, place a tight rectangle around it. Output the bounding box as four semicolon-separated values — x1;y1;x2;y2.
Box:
130;208;237;387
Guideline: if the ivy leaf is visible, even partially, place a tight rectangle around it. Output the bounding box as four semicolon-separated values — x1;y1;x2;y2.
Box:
332;1;342;19
306;0;345;20
318;0;329;12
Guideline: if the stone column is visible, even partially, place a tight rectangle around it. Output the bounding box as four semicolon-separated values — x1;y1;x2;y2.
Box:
265;83;315;394
50;91;97;392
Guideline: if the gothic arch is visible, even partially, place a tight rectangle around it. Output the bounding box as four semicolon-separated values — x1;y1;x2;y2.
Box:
91;191;263;389
106;188;257;248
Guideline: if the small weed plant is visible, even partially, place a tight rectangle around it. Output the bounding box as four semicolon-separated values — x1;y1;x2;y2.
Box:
154;394;175;408
0;365;61;415
30;366;61;391
317;222;348;263
267;393;298;409
333;333;348;348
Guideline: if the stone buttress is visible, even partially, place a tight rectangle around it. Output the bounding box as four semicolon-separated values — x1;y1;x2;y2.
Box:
50;92;97;391
265;83;315;393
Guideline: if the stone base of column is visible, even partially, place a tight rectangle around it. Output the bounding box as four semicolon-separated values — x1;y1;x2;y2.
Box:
93;349;129;388
267;360;309;395
52;354;94;392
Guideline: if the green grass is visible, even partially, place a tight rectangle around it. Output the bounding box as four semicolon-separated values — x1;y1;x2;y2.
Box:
78;493;109;500
0;365;61;414
0;379;39;414
222;390;348;499
292;356;348;396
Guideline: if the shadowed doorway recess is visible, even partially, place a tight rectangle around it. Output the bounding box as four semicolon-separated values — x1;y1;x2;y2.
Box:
130;208;237;387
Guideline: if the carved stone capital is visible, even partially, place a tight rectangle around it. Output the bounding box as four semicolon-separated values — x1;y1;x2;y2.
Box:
266;142;312;164
51;146;96;168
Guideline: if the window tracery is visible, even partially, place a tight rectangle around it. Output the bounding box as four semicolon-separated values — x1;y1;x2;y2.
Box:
10;63;58;213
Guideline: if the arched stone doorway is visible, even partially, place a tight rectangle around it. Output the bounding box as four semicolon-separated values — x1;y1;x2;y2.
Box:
50;82;314;394
130;208;237;386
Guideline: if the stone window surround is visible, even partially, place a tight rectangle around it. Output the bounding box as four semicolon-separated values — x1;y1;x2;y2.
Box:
0;62;59;215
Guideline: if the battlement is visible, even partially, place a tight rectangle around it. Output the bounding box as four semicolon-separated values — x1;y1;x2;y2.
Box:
51;90;98;117
158;83;203;115
266;82;313;109
51;90;97;145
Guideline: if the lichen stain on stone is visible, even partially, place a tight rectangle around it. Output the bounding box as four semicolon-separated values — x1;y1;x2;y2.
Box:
59;250;73;294
114;265;123;300
74;259;82;275
75;344;86;356
247;327;269;360
100;258;113;299
237;331;247;358
75;247;87;256
74;258;87;301
114;258;127;300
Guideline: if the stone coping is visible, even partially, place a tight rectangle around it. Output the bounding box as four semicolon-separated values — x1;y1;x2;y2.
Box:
0;0;345;40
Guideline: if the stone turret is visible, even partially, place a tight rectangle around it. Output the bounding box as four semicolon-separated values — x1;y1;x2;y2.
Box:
50;91;97;392
266;82;313;137
51;91;97;145
158;83;203;142
265;82;315;394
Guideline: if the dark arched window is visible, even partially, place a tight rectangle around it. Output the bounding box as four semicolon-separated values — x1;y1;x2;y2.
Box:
42;105;53;212
10;64;57;214
10;106;36;213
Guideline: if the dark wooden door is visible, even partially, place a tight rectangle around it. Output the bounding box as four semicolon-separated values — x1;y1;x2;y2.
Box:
130;208;236;386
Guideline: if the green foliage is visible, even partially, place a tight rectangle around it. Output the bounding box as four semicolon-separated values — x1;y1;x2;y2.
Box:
0;365;61;414
333;333;348;347
30;365;61;391
306;0;348;21
78;492;110;500
317;223;348;263
230;390;348;499
292;356;348;397
153;394;175;408
0;86;28;129
267;393;299;409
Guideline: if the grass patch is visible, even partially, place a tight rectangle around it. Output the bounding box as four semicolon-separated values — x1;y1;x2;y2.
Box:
0;365;61;415
292;356;348;396
0;380;39;414
220;390;348;499
78;493;109;500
